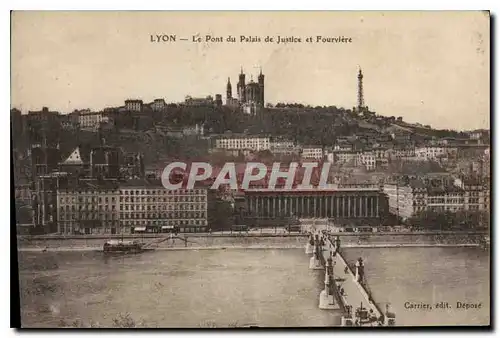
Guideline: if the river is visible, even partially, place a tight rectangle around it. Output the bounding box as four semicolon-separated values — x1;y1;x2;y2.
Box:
16;247;489;327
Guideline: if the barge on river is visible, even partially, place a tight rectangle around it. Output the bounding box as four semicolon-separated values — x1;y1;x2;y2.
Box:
103;240;154;254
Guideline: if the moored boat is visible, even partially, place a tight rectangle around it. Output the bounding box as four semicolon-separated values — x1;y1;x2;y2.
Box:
103;239;154;254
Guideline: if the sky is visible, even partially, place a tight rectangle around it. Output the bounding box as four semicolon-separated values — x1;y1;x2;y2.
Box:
11;11;490;131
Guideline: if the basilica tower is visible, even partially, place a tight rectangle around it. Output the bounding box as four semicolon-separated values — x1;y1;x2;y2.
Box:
258;67;265;106
226;77;232;101
237;67;246;103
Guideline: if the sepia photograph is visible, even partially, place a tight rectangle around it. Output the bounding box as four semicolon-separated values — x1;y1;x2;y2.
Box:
10;11;490;328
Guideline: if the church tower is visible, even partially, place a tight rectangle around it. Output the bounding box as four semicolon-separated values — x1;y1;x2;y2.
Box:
357;67;365;112
226;77;232;100
258;67;265;106
237;67;246;103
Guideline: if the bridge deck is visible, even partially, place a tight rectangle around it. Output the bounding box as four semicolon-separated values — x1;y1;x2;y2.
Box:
320;238;383;325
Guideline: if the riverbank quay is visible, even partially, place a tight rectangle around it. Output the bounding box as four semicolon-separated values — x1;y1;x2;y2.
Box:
17;229;487;240
16;231;486;252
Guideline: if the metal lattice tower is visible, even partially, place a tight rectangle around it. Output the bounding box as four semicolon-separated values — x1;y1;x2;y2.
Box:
357;67;365;111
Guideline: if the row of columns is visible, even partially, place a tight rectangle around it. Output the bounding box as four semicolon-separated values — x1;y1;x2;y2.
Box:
246;195;380;218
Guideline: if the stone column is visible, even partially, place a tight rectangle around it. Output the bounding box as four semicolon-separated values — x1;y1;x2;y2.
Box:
319;196;322;218
336;196;340;218
347;196;351;218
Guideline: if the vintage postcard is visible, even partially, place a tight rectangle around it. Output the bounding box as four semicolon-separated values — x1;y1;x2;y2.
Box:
11;11;490;328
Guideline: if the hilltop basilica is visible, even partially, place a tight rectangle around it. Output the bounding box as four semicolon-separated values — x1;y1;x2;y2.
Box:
225;68;265;114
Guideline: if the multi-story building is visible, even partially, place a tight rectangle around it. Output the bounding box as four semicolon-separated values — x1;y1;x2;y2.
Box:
331;150;361;165
438;137;483;146
358;152;376;171
468;131;482;140
27;107;60;126
161;124;205;138
11;108;24;137
34;172;69;234
415;146;457;161
388;147;415;159
58;113;79;131
215;135;270;152
183;124;205;136
56;180;211;234
426;185;465;213
75;110;108;130
125;99;143;112
372;148;390;160
184;95;214;106
57;183;120;234
301;146;323;160
270;139;297;156
383;181;427;220
90;146;121;179
119;180;209;233
151;98;166;112
27;107;61;182
454;177;488;212
30;147;61;182
384;177;488;221
121;152;145;179
483;181;490;212
333;141;354;151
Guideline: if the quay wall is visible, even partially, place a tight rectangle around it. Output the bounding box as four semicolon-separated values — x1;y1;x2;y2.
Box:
16;232;484;251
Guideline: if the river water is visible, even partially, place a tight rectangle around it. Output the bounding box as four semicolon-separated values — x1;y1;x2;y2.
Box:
16;247;489;327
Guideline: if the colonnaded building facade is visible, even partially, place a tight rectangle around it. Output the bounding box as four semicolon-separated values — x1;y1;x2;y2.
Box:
243;184;388;224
